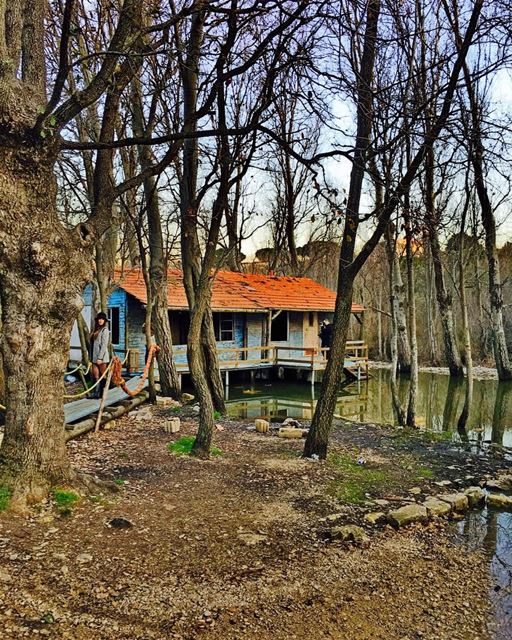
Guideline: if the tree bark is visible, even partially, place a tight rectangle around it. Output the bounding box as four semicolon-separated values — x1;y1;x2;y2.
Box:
132;79;181;399
385;226;411;373
0;147;91;506
456;10;512;380
304;0;381;458
424;146;463;376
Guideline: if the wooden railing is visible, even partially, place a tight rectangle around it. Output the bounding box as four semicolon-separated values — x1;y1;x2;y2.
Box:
170;341;368;372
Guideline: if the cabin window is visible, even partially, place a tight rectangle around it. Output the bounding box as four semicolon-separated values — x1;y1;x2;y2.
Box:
213;313;234;342
309;312;315;327
108;307;120;345
271;311;288;342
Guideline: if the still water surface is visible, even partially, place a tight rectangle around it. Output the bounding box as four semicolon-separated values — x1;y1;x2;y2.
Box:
225;368;512;447
225;368;512;637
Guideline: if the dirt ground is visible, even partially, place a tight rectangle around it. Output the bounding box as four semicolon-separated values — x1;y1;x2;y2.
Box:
0;406;506;640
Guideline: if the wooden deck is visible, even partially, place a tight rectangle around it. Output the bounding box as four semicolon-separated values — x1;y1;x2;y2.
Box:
169;341;369;378
64;376;147;425
63;341;368;427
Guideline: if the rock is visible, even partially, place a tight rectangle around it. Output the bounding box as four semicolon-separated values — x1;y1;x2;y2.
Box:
164;418;181;434
408;487;422;495
76;553;93;564
364;512;386;525
423;499;451;518
437;493;469;512
374;499;390;507
108;518;133;529
281;418;301;428
486;476;512;492
434;480;452;487
487;493;512;509
191;404;200;413
104;420;116;430
278;427;304;439
135;410;152;422
329;525;368;544
0;571;12;583
181;393;195;403
156;396;178;408
464;486;486;508
325;513;344;523
238;532;267;546
387;504;428;528
255;419;270;433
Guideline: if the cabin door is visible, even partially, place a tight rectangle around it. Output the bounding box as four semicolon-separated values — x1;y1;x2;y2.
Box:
303;312;318;356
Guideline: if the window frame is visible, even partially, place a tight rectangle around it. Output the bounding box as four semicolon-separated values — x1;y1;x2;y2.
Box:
108;306;121;345
271;311;289;342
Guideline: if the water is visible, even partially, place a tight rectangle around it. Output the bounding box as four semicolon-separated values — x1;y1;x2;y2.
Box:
225;368;512;446
226;368;512;636
456;509;512;640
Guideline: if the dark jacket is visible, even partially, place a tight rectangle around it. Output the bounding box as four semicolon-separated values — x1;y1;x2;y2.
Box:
319;323;333;348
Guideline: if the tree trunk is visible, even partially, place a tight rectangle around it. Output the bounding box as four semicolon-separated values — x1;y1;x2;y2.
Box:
202;309;227;413
424;241;440;364
132;78;181;399
0;148;91;507
427;222;464;376
457;196;473;431
385;226;411;373
404;209;418;427
459;31;512;379
304;0;382;458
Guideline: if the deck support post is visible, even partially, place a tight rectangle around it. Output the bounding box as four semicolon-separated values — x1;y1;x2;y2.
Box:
225;370;230;388
311;369;315;387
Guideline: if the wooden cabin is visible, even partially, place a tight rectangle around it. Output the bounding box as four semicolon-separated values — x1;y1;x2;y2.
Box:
73;269;367;384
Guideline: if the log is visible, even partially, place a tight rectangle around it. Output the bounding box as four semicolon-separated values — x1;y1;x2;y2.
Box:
65;391;149;441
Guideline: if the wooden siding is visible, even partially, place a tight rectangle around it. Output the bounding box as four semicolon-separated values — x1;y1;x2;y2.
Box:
108;288;128;351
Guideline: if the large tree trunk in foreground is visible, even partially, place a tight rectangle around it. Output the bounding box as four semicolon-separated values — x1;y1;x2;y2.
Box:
0;147;91;506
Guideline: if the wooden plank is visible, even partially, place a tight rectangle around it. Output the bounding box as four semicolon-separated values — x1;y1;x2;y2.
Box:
64;376;148;425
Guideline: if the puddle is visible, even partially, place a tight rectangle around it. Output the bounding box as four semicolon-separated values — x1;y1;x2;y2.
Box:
454;508;512;639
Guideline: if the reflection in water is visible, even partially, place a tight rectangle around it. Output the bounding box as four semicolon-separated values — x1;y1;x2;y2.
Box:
225;369;512;447
458;510;512;640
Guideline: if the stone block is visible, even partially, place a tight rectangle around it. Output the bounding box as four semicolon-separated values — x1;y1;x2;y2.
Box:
255;419;270;433
437;493;469;512
329;525;368;543
164;418;181;434
278;427;304;439
387;504;428;528
464;486;486;508
423;498;451;517
181;393;195;403
156;396;177;408
487;493;512;509
364;511;386;525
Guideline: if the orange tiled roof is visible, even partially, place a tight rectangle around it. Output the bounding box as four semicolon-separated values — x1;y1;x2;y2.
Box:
114;268;364;313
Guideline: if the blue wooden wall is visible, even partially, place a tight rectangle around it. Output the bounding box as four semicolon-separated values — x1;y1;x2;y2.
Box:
104;286;337;371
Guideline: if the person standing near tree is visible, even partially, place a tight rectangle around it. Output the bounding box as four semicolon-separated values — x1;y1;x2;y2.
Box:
89;312;110;398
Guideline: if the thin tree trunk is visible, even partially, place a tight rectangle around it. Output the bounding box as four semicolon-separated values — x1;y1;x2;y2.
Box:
404;208;418;427
132;79;181;399
385;226;411;373
304;0;382;458
457;192;473;431
457;17;512;380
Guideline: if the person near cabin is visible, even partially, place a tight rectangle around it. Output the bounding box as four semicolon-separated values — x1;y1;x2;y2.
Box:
89;311;110;398
319;319;333;360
